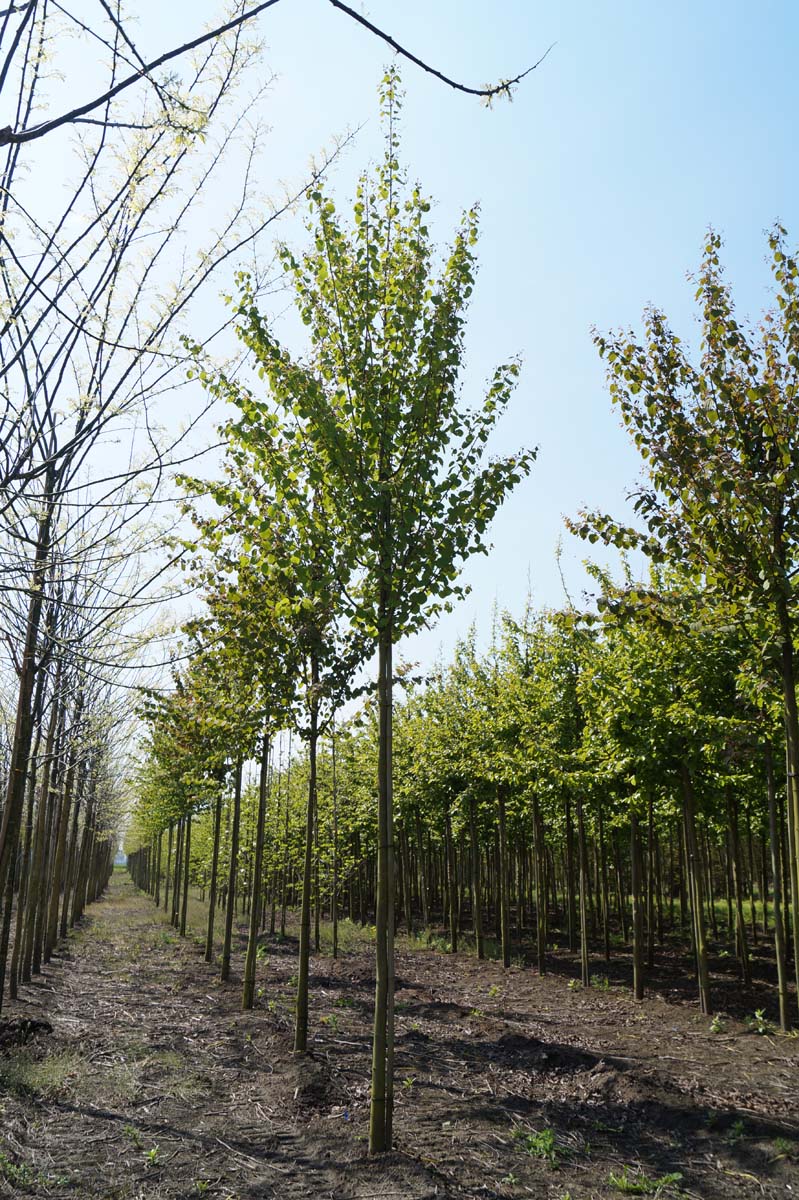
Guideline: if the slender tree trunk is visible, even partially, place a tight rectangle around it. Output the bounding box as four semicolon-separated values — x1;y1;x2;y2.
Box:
631;813;644;1001
444;805;457;952
415;811;429;928
221;759;243;983
469;793;484;960
180;813;192;937
0;860;17;1015
646;791;655;970
9;744;39;999
171;818;184;929
726;788;751;986
598;800;611;963
153;831;162;909
295;678;319;1053
565;798;576;952
45;698;83;961
533;797;547;973
244;737;270;1011
576;796;590;987
332;720;339;958
369;625;395;1154
497;787;511;968
205;793;223;962
0;486;55;911
681;764;712;1015
766;744;790;1030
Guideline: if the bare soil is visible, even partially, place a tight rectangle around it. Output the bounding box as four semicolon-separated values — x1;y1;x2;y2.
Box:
1;874;799;1199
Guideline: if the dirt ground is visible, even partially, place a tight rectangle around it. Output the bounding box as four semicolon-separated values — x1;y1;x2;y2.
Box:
1;874;799;1200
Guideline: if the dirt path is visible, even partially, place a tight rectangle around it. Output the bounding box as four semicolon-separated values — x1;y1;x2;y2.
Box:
1;874;799;1199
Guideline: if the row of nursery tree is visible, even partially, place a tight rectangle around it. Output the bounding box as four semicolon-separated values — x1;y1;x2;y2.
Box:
125;74;799;1152
127;565;797;1028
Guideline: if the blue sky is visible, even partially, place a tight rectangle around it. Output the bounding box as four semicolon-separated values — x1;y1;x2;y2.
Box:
143;1;799;663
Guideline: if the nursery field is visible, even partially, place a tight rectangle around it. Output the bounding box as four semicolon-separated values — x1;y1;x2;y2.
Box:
1;873;798;1200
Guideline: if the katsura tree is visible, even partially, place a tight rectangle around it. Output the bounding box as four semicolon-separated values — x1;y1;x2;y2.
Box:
570;229;799;1002
224;71;536;1150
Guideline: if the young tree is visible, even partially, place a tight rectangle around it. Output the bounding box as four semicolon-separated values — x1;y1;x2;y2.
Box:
225;71;535;1151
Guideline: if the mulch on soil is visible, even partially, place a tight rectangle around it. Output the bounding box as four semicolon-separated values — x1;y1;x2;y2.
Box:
1;874;798;1199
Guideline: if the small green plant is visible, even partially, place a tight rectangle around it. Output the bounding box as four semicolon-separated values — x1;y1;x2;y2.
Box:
123;1124;143;1149
772;1136;797;1159
590;974;611;991
469;1007;486;1019
256;945;269;961
567;978;581;991
746;1008;774;1035
194;1181;210;1196
488;984;501;998
500;1172;518;1186
320;1013;338;1031
608;1166;683;1195
334;995;356;1008
726;1118;746;1145
709;1014;726;1034
144;1145;161;1167
512;1126;560;1164
402;1075;416;1091
0;1152;35;1189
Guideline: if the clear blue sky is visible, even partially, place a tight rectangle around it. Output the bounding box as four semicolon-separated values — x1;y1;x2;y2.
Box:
149;1;799;663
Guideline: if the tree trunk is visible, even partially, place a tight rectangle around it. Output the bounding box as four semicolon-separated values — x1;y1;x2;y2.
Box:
726;787;751;987
631;813;644;1001
180;813;192;937
497;787;511;969
369;626;395;1154
681;764;712;1015
221;759;243;983
295;670;319;1053
766;744;790;1030
243;736;270;1010
0;485;55;911
469;793;483;960
576;796;590;987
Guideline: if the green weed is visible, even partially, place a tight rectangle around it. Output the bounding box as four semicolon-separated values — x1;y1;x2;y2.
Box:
512;1125;560;1164
608;1166;683;1195
0;1151;69;1192
0;1152;36;1189
746;1009;774;1035
123;1123;143;1149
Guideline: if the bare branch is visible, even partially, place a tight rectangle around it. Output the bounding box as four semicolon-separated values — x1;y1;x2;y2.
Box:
326;0;551;99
